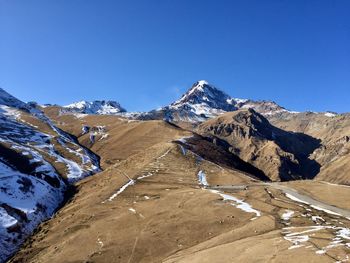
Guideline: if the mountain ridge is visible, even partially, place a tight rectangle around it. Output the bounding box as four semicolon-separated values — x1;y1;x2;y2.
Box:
63;100;126;115
136;80;297;122
21;80;340;123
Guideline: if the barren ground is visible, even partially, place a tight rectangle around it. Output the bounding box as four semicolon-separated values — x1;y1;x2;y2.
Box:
9;112;350;263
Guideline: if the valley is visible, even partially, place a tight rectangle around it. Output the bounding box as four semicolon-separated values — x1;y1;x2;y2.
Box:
9;141;350;263
1;81;349;262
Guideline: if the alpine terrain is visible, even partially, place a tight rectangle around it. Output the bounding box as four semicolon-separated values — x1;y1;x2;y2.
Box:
1;81;350;263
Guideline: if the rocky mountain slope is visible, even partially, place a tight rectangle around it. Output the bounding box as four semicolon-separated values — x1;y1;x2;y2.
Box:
8;122;350;263
0;89;100;262
268;112;350;184
41;106;271;183
196;109;321;181
41;106;192;169
41;81;350;185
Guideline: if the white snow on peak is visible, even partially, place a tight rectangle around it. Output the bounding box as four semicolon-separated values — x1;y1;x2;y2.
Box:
165;81;239;123
229;98;248;104
196;80;209;89
172;80;214;105
155;80;296;123
324;112;337;117
185;81;207;96
197;80;209;85
65;100;88;109
64;100;126;115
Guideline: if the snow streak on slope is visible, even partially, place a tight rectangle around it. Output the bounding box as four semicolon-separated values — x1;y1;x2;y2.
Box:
107;180;135;202
105;148;172;203
198;170;208;186
211;190;262;217
195;161;261;218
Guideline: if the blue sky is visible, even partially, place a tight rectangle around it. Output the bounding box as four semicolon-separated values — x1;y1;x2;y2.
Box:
0;0;349;112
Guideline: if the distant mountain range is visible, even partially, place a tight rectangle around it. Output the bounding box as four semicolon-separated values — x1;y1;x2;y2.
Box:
136;80;295;122
54;81;267;120
53;80;337;122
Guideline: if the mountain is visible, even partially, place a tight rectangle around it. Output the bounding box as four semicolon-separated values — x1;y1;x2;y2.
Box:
137;80;292;122
55;81;340;126
0;89;100;262
170;80;237;115
2;85;350;263
10;101;350;263
196;109;321;181
63;100;126;115
55;81;292;122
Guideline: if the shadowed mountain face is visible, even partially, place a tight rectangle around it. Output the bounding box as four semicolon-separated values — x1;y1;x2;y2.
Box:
196;109;321;181
175;135;271;182
268;112;350;185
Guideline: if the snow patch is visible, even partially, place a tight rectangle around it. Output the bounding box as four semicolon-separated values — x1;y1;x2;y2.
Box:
198;170;208;186
282;210;294;220
324;112;337;117
0;207;18;228
129;208;136;214
337;228;350;240
209;190;261;217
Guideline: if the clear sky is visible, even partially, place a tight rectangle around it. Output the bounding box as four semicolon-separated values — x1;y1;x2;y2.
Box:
0;0;349;112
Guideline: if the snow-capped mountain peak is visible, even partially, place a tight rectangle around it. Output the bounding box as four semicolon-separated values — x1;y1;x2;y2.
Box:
65;100;89;109
186;80;209;94
137;80;291;122
63;100;126;115
171;80;236;111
